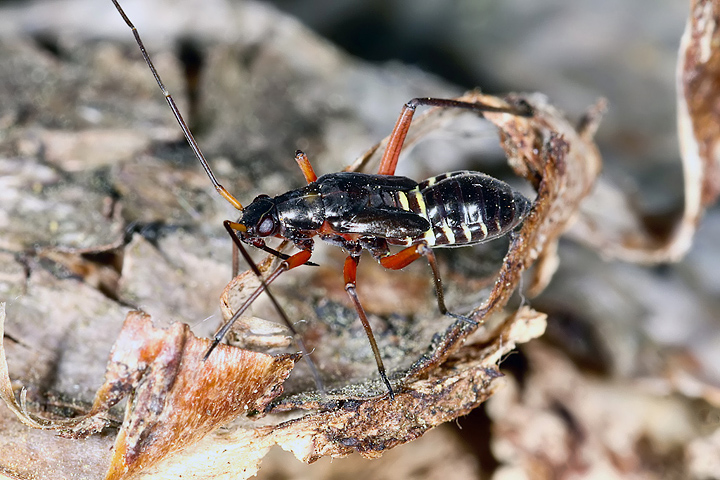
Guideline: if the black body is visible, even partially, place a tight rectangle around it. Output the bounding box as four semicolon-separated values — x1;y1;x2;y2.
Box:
239;170;532;257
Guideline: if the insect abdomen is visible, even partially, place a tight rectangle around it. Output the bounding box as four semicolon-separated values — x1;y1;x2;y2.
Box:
416;171;531;247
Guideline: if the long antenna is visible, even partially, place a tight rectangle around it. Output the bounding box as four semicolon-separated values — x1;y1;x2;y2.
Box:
111;0;325;393
111;0;243;211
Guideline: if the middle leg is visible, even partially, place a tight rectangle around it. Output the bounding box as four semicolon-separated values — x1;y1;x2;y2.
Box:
378;242;477;325
343;254;395;398
378;97;533;177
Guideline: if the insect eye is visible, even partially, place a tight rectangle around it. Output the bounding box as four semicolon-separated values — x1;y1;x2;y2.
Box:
257;216;276;236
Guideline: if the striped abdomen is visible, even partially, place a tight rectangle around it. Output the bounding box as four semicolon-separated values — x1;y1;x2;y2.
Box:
414;171;531;247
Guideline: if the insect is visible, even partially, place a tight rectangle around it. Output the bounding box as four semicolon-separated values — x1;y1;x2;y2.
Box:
111;0;533;398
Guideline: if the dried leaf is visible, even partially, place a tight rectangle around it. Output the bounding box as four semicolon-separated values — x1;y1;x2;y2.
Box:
0;304;296;479
0;304;544;480
567;0;720;263
477;92;604;298
679;0;720;207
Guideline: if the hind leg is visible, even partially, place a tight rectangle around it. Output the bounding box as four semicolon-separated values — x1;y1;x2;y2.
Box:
378;97;533;176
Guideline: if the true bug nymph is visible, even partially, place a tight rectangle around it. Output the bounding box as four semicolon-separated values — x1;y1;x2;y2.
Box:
111;0;533;398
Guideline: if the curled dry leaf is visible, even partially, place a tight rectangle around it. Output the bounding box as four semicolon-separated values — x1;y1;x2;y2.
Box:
679;0;720;208
569;0;720;263
472;92;604;299
0;304;296;480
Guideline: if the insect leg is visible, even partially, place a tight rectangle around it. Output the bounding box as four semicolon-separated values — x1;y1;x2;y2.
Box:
379;243;477;325
294;150;318;183
205;241;311;356
378;97;534;176
343;255;395;398
421;245;477;325
378;243;424;270
232;240;240;278
206;221;324;392
226;221;318;277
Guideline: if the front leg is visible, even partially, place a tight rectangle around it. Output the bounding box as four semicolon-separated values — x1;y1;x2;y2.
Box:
207;223;324;392
226;222;317;277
